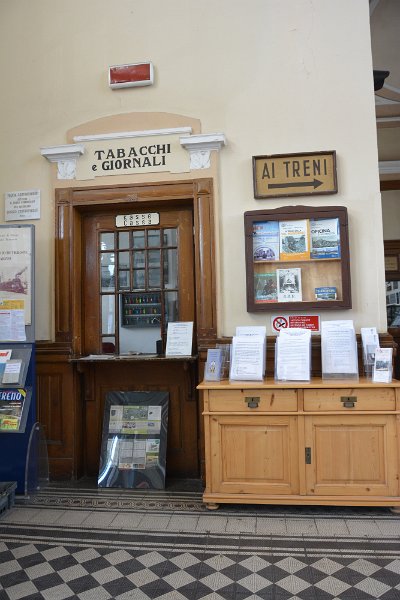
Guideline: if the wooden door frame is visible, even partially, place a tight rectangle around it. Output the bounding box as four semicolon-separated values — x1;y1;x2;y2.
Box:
54;178;217;353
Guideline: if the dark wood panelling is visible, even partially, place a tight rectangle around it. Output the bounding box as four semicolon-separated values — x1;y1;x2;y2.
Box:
36;342;82;480
77;359;199;478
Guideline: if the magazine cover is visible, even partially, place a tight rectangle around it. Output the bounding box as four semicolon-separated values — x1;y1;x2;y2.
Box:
310;217;341;259
315;286;337;300
253;221;280;261
277;268;302;302
254;272;278;303
279;219;310;261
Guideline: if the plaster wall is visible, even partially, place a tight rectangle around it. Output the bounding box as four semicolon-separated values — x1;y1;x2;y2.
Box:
0;0;385;339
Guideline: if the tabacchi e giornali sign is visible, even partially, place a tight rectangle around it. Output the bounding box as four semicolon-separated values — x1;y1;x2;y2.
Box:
75;135;190;180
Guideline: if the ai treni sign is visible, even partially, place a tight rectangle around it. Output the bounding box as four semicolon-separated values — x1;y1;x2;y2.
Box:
75;135;190;180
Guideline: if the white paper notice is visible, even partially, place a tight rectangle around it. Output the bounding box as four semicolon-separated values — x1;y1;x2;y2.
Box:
321;320;358;376
229;335;264;381
275;328;311;381
235;325;267;375
165;322;193;356
0;309;26;341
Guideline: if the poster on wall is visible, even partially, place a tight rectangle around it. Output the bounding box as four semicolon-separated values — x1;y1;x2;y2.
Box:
0;227;32;325
98;390;169;489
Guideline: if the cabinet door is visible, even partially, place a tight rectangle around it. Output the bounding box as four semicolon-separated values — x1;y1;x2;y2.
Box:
209;415;299;495
305;415;398;497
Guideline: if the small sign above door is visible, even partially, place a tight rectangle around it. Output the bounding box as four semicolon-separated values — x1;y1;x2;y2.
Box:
116;213;160;228
253;151;337;199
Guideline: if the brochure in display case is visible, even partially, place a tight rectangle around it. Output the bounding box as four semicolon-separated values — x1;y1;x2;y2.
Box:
321;320;359;380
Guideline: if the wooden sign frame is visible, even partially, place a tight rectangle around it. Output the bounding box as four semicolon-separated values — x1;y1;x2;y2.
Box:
252;150;338;199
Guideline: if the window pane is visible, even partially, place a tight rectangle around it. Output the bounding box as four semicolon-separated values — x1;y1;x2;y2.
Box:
118;232;129;249
148;249;160;268
100;232;114;250
133;270;145;289
133;251;145;268
102;295;115;334
148;230;160;247
149;268;161;288
164;249;178;288
133;231;145;248
118;270;129;290
119;251;130;269
163;228;177;246
101;253;115;292
165;291;178;323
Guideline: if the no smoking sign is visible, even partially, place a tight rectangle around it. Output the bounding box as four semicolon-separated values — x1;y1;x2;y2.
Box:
271;314;320;333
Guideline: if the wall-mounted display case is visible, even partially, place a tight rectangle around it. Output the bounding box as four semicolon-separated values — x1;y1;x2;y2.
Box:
121;292;162;328
244;205;351;312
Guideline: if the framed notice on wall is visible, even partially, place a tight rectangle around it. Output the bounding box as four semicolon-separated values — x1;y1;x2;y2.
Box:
0;225;34;332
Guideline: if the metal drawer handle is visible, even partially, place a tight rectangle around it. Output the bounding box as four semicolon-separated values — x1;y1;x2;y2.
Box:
341;396;357;408
245;396;260;408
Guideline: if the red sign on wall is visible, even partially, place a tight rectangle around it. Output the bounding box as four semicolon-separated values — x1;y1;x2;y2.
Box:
271;314;320;333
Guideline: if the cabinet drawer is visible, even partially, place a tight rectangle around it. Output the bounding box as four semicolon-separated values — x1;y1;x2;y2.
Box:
208;389;297;412
304;388;396;411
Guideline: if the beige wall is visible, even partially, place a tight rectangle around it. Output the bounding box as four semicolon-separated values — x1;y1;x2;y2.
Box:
0;0;386;339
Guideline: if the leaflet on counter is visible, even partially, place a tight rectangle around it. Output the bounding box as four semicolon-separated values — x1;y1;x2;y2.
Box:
321;320;358;377
229;335;264;381
275;328;311;381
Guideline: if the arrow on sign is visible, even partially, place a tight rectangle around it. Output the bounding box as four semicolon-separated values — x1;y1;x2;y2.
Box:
268;179;323;190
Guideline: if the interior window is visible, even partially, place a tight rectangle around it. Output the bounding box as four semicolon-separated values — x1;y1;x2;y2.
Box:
100;228;179;354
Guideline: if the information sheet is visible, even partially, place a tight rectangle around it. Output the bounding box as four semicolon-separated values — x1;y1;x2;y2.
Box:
165;321;193;356
321;320;358;377
229;335;264;381
275;328;311;381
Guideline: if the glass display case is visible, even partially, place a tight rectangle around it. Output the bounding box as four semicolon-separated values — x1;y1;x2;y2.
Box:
244;205;352;311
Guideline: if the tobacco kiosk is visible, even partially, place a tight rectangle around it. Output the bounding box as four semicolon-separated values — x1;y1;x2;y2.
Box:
199;206;400;511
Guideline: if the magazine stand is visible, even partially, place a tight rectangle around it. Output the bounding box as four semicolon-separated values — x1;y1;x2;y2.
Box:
0;225;46;495
244;206;351;312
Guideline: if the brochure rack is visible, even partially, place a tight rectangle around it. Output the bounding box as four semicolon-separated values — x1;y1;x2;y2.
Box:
0;225;47;495
244;205;352;312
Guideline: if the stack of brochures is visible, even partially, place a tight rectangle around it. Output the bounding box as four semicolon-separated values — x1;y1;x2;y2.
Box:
275;328;311;381
321;320;359;379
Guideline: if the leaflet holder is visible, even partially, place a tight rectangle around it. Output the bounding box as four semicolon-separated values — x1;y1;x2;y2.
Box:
0;225;48;495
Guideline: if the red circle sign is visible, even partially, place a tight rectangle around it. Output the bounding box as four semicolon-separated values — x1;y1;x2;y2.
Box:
273;316;288;331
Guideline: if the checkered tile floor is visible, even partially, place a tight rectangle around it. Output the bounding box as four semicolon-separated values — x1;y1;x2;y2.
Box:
0;485;400;599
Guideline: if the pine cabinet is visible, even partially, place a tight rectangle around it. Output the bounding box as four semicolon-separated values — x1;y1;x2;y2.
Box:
199;379;400;509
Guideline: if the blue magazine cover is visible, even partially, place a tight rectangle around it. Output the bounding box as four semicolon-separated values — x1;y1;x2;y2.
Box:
253;221;280;261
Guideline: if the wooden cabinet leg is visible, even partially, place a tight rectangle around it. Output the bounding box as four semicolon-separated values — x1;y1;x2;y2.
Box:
205;502;220;510
390;506;400;515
